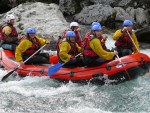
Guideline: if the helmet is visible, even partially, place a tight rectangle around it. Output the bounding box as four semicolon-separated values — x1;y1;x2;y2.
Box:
6;14;15;23
26;27;36;34
70;22;79;28
91;22;101;27
123;20;133;26
66;31;76;37
92;25;102;31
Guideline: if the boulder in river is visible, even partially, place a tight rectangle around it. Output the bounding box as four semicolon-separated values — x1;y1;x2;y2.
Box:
135;26;150;43
0;2;69;41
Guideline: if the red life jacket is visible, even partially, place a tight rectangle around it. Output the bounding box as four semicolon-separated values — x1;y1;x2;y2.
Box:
74;30;82;46
83;34;107;57
23;37;41;55
115;33;133;49
82;32;91;48
0;24;18;41
68;42;78;56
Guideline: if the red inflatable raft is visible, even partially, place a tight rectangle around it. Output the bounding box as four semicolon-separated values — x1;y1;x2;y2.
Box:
0;50;150;84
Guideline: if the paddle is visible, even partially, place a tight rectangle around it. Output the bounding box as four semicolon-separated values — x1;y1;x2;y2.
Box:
1;44;47;81
106;38;131;79
48;53;82;76
126;30;139;52
115;52;131;79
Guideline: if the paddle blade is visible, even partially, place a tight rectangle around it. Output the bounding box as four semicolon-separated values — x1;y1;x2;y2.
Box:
48;63;64;76
1;67;18;81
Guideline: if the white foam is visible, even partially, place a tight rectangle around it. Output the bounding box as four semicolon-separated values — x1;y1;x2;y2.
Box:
63;107;112;113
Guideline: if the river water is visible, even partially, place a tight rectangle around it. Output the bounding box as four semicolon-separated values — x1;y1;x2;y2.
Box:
0;34;150;112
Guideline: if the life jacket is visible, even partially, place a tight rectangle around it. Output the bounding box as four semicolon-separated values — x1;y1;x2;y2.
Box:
56;29;79;55
82;32;91;48
83;34;107;57
23;36;41;55
58;39;78;57
68;41;78;56
74;30;82;46
115;32;133;49
0;24;18;41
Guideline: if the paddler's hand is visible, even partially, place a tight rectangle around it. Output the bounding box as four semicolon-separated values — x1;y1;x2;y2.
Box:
103;35;108;41
71;56;75;60
45;40;50;45
80;54;84;59
17;36;23;40
113;51;118;55
18;61;24;68
121;27;127;33
76;28;81;32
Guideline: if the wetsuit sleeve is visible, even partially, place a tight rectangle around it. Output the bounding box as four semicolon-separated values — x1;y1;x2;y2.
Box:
113;29;123;40
90;38;115;60
36;36;47;46
15;40;32;62
59;42;71;63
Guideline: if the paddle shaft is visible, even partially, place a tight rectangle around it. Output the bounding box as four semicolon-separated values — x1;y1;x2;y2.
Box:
1;44;47;81
23;44;47;64
115;53;131;79
63;53;82;65
126;30;139;52
48;53;82;76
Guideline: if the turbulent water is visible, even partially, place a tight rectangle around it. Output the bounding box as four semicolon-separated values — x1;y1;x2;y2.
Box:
0;37;150;113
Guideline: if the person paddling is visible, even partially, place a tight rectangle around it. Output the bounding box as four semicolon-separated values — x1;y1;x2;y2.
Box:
83;25;118;67
0;14;22;51
58;31;84;67
113;20;140;57
15;27;50;65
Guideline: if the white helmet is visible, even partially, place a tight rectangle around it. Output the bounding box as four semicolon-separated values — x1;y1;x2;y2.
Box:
6;14;15;23
70;22;79;28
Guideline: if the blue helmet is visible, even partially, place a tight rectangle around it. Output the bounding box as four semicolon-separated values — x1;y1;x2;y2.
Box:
91;22;102;28
92;25;102;31
66;31;76;37
27;27;36;34
123;20;133;26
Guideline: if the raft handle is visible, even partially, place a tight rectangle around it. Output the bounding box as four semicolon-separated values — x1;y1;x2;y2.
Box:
70;72;74;77
106;64;111;71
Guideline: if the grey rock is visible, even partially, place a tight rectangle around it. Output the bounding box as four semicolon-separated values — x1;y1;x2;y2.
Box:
135;26;150;43
118;0;132;7
74;4;115;24
135;8;150;27
90;0;116;5
59;0;76;15
2;2;68;40
114;7;134;22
